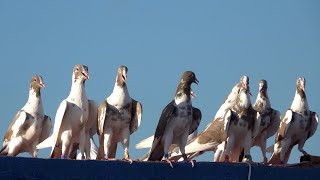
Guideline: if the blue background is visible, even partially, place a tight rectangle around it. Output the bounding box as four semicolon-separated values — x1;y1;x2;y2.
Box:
0;1;319;163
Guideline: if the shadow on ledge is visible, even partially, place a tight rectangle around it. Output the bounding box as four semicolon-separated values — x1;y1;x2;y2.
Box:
0;156;320;180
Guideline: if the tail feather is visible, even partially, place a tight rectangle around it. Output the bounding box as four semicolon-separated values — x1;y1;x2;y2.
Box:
36;136;53;149
135;135;154;149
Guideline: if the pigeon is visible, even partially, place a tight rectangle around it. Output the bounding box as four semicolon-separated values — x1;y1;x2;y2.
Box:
250;80;281;163
214;76;250;119
170;77;256;163
37;64;90;159
268;77;318;165
0;75;51;157
146;71;201;168
96;65;142;162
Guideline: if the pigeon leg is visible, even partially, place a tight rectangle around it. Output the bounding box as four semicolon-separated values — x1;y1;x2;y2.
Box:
121;129;133;163
224;136;235;162
103;128;113;160
279;138;291;164
242;132;253;162
298;139;308;156
84;132;91;160
179;130;195;168
162;154;174;168
61;131;72;159
79;129;88;159
163;132;174;168
260;139;268;163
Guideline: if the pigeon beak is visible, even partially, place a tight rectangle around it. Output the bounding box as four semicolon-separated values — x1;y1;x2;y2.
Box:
194;78;199;85
39;83;46;89
82;71;89;80
122;74;127;82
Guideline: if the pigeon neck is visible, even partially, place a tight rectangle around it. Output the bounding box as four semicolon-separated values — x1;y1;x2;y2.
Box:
291;90;309;113
233;91;251;112
109;82;131;105
175;82;191;103
24;87;43;117
254;92;271;112
68;80;87;103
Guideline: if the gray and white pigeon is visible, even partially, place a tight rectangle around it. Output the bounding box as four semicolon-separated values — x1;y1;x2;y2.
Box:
0;75;51;157
214;76;250;119
251;80;280;163
96;65;142;162
268;77;318;165
37;64;90;159
146;71;201;168
170;77;256;163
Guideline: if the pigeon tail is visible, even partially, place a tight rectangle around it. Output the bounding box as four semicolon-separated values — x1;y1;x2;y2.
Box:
36;136;53;149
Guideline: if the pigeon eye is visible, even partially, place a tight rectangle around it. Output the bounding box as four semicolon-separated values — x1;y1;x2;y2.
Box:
34;79;37;82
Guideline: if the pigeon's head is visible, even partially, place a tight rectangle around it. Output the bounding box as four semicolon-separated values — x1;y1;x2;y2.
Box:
117;65;128;86
73;64;89;82
30;75;45;97
181;71;199;86
240;75;249;91
258;79;268;94
296;77;306;93
30;75;45;89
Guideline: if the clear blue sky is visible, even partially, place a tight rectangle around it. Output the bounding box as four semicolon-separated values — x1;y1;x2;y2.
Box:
0;1;319;163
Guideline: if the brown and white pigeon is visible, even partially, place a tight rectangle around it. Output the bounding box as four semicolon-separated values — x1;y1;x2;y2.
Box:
96;65;142;162
170;77;257;163
268;77;318;165
251;80;281;163
214;76;250;119
37;64;90;159
146;71;201;168
0;75;51;157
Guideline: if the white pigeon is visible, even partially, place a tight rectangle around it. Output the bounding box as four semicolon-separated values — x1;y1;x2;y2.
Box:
37;64;90;159
96;65;142;162
0;75;51;157
214;76;250;119
147;71;201;168
268;77;318;165
251;80;280;163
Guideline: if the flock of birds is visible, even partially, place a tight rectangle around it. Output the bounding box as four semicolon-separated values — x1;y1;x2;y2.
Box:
0;64;318;168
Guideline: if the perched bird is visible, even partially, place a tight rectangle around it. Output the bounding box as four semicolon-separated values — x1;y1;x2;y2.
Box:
146;71;201;168
37;64;90;159
97;65;142;162
268;77;318;165
251;80;280;163
0;75;51;157
170;77;256;163
214;76;250;119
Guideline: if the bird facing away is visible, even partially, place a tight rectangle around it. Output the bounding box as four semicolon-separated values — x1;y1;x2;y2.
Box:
214;76;250;119
147;71;201;168
251;80;280;163
97;65;142;162
0;75;51;157
268;77;318;165
37;64;90;159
